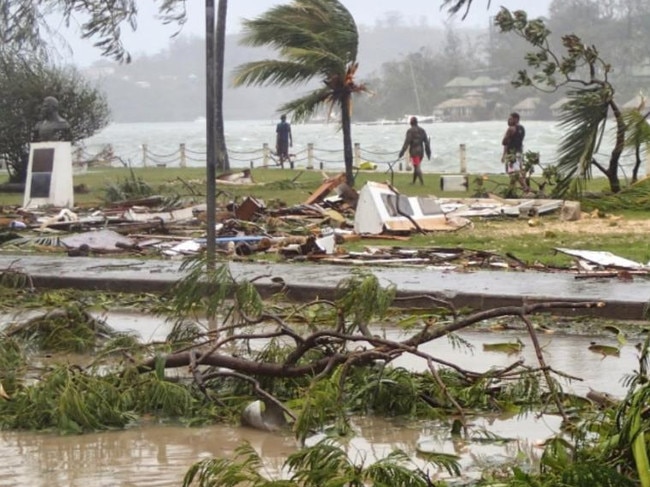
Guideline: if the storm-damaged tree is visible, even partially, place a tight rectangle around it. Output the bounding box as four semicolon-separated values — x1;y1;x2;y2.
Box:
0;51;109;183
623;99;650;184
2;257;644;485
494;8;629;195
232;0;368;187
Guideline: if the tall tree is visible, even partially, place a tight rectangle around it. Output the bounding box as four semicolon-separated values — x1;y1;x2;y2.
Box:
0;52;109;183
232;0;367;187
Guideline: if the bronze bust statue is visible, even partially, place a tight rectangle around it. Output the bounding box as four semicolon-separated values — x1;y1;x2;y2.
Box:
32;96;72;142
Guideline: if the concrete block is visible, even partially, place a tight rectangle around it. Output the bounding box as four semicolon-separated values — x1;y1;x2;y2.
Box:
561;201;581;221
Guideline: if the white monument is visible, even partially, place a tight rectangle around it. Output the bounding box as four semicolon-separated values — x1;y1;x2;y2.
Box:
23;141;74;208
22;96;74;209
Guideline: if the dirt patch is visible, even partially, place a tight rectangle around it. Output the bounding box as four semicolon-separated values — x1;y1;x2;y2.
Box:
479;213;650;236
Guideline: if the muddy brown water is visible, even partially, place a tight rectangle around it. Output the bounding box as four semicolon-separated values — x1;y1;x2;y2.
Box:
0;312;640;485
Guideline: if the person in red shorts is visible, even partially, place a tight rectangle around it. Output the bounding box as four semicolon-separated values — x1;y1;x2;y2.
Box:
398;116;431;185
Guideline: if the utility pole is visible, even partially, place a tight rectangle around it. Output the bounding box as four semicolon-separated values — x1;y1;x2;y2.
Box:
205;0;217;266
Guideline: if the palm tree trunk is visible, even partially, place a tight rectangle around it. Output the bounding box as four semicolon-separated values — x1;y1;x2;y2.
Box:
633;145;641;183
341;94;354;186
607;100;623;193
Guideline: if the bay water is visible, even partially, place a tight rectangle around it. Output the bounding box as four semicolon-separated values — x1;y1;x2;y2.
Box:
82;119;643;178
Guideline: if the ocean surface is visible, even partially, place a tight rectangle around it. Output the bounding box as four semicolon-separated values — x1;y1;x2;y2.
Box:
82;119;643;177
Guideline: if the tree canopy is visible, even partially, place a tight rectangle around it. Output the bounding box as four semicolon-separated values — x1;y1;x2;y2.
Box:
0;52;109;183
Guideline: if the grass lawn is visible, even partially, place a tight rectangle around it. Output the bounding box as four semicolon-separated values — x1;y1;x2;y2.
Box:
1;166;649;267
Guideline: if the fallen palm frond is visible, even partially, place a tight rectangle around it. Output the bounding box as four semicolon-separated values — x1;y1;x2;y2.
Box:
581;178;650;212
102;167;154;203
5;304;116;353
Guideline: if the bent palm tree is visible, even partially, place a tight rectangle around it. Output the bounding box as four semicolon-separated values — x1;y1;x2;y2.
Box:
233;0;366;187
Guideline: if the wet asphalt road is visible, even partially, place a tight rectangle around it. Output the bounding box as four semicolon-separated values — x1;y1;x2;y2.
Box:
1;254;648;320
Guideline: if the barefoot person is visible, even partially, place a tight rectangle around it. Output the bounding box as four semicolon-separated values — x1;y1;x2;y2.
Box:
275;114;292;168
398;116;431;185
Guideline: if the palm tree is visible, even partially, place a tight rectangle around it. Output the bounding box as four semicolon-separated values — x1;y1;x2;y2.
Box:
233;0;366;187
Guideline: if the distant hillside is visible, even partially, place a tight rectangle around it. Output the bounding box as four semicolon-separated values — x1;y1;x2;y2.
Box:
82;22;482;123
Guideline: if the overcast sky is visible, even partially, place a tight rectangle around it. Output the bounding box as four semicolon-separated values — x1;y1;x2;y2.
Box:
57;0;552;66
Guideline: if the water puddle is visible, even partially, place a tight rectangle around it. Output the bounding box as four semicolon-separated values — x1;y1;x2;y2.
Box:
0;415;559;486
0;310;640;485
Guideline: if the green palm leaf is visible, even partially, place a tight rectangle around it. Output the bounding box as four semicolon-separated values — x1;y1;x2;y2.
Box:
279;88;335;123
234;60;326;87
554;87;610;197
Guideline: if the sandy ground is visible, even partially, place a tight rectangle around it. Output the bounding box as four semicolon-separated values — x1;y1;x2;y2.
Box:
478;212;650;236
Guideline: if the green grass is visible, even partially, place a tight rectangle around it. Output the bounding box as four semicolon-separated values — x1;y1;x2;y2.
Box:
0;166;530;206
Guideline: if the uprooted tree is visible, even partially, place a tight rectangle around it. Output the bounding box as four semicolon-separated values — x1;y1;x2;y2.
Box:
2;256;650;485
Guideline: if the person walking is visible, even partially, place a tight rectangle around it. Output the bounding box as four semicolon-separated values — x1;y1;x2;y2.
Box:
275;114;292;168
398;116;431;185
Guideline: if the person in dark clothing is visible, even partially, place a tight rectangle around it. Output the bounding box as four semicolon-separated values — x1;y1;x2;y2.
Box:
398;116;431;185
275;114;292;168
501;112;525;173
501;112;530;191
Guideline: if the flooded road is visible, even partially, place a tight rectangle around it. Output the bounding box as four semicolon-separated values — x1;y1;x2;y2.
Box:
0;415;560;486
0;311;640;485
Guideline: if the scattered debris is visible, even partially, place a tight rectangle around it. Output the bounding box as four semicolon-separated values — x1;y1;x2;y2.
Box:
4;173;635;274
555;248;646;271
216;169;254;185
354;181;470;234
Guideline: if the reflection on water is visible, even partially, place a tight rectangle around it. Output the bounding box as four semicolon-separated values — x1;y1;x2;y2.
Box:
0;311;641;485
0;415;559;486
0;424;296;487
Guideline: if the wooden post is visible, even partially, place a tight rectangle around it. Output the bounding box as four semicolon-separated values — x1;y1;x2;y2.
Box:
404;150;411;171
263;143;269;167
142;144;148;167
180;143;187;168
307;143;314;170
459;143;467;173
354;142;361;168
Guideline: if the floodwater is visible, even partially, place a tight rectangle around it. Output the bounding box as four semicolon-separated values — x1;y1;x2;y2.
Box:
0;311;641;486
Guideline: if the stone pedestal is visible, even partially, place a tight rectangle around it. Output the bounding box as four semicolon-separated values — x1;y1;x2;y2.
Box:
23;141;74;209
